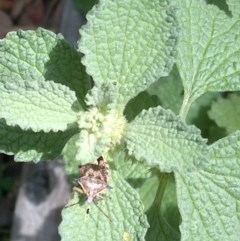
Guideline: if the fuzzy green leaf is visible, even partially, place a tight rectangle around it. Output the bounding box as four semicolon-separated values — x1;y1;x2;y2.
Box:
109;149;150;180
62;133;80;175
175;131;240;241
124;91;161;122
226;0;240;17
125;66;183;121
59;171;148;241
123;106;207;173
0;27;90;108
139;175;159;213
79;0;177;106
187;92;218;124
0;79;81;132
177;0;240;106
0;119;77;162
146;174;180;241
186;92;220;143
208;93;240;134
147;65;183;115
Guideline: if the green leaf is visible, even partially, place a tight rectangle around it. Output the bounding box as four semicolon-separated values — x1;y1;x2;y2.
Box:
124;65;183;121
206;0;231;15
177;0;240;117
123;106;207;173
79;0;177;106
0;119;77;162
187;92;220;142
226;0;240;17
187;92;218;124
0;28;90;109
175;131;240;241
146;174;180;241
0;79;81;132
139;175;159;213
59;171;148;241
62;133;80;175
124;91;161;122
109;148;150;180
208;93;240;134
147;65;183;115
74;0;98;15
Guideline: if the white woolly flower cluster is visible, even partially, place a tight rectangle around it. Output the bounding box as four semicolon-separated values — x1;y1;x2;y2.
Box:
76;107;126;161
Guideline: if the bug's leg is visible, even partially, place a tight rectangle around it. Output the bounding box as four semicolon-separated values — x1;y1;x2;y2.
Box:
64;186;85;209
94;192;107;201
73;186;84;194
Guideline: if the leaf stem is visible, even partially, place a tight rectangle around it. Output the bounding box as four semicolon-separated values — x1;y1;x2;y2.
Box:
153;173;170;206
179;92;193;120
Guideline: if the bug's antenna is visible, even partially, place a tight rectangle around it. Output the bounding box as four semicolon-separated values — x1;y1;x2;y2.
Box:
93;200;112;222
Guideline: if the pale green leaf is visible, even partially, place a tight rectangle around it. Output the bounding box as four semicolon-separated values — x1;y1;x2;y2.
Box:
139;175;159;213
147;65;183;115
0;119;77;162
187;92;218;124
123;106;207;173
79;0;177;106
146;174;180;241
124;91;161;122
74;130;102;163
186;92;220;142
208;93;240;134
0;79;80;132
175;131;240;241
62;133;80;175
177;0;240;107
226;0;240;17
0;28;90;108
206;0;231;15
74;0;98;15
109;148;150;180
63;129;101;166
125;65;183;121
59;171;148;241
109;148;160;219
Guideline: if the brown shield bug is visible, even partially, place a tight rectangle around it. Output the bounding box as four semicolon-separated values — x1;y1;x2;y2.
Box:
73;156;109;203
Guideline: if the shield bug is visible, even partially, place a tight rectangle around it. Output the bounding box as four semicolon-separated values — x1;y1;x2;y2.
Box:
71;156;111;220
74;156;109;203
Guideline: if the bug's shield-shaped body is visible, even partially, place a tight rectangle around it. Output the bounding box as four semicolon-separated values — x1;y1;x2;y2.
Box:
76;156;109;203
78;176;108;203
